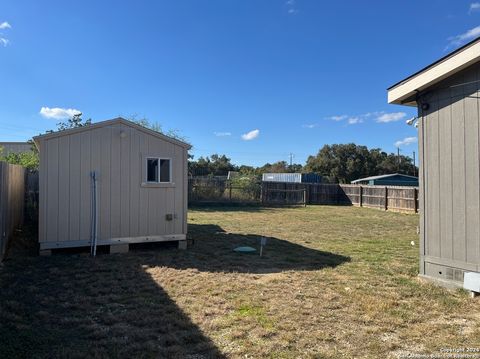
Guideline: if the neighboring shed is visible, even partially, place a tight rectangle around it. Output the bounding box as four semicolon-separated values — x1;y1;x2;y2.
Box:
262;173;322;183
388;36;480;287
33;118;191;254
0;142;32;155
351;173;418;186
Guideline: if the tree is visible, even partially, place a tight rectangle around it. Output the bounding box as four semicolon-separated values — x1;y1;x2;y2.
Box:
305;143;417;183
131;117;162;133
1;114;92;170
128;115;190;145
238;165;257;175
188;154;237;176
53;113;92;132
0;145;39;170
257;161;303;174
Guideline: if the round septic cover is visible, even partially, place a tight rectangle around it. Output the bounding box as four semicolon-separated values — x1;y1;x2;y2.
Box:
234;246;256;253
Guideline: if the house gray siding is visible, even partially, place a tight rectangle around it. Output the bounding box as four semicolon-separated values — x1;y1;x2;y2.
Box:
37;121;189;249
0;142;32;155
418;61;480;282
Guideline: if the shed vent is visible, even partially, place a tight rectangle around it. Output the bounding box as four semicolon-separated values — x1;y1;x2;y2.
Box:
445;268;464;282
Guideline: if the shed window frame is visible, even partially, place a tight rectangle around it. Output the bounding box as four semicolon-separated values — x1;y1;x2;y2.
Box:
145;157;172;184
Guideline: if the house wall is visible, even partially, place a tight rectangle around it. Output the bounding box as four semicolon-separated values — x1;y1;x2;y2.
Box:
37;122;188;249
418;61;480;283
0;142;32;155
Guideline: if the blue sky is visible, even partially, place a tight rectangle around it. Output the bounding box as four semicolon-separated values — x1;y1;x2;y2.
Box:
1;1;479;166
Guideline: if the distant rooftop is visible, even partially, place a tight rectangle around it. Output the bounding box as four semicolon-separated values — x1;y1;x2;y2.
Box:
0;142;32;155
351;173;418;184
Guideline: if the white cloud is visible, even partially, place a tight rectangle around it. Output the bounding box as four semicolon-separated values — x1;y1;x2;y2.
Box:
395;136;418;148
39;107;82;120
347;117;363;125
361;111;383;118
302;123;319;129
0;21;11;47
285;0;298;14
214;131;231;137
326;111;408;125
446;26;480;49
376;112;406;123
469;3;480;13
325;115;348;121
241;129;260;141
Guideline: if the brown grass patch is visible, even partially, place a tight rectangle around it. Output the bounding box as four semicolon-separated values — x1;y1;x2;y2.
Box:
1;206;479;358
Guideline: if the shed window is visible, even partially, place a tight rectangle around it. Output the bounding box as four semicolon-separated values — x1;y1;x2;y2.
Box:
146;158;159;182
160;159;171;182
146;157;171;183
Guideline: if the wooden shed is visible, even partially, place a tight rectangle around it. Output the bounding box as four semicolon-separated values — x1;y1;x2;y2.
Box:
33;118;191;255
388;37;480;287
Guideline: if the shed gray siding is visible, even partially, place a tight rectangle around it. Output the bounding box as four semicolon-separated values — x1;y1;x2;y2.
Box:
36;120;189;250
418;61;480;282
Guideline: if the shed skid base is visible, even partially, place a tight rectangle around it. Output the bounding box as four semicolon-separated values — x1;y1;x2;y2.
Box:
178;240;187;250
418;274;463;290
39;250;52;256
39;234;187;250
110;244;129;254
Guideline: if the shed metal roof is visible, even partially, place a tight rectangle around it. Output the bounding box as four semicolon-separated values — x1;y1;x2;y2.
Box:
388;36;480;106
351;173;418;184
33;117;192;150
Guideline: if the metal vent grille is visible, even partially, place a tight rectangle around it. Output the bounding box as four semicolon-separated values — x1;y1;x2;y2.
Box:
454;269;464;282
445;267;464;282
445;268;454;280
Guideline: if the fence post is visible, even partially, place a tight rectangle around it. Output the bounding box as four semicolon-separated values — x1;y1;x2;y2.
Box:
359;186;363;207
229;182;232;201
303;189;307;207
384;186;388;211
413;187;418;213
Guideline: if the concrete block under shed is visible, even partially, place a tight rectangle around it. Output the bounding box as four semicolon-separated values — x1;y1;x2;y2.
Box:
464;272;480;296
110;244;129;254
39;249;52;256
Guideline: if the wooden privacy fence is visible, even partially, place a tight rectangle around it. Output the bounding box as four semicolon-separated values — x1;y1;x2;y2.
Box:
0;162;26;260
263;182;418;212
188;178;419;213
339;184;418;212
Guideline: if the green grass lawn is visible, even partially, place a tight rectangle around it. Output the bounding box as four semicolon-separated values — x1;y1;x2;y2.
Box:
1;206;479;358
